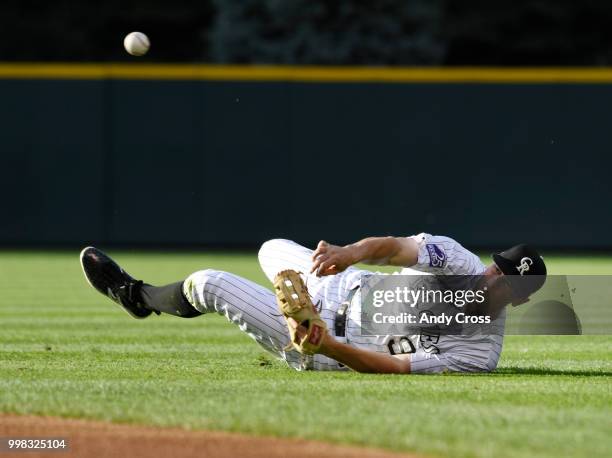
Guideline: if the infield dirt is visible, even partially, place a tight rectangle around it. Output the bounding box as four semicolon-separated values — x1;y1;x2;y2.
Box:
0;414;418;458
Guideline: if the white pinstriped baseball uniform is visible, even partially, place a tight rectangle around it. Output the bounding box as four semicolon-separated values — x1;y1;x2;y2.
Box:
401;233;504;373
182;235;504;373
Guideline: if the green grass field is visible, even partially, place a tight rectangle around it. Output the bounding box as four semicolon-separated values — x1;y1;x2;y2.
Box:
1;251;611;458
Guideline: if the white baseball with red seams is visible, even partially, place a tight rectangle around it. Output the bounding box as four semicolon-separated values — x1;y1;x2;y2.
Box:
123;32;150;56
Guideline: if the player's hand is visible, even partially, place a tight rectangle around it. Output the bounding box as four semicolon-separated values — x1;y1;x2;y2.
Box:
310;240;355;276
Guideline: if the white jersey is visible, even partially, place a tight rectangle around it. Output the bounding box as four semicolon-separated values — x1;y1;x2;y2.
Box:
350;233;504;373
184;236;504;373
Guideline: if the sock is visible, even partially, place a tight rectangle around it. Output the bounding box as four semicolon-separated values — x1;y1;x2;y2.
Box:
139;281;202;318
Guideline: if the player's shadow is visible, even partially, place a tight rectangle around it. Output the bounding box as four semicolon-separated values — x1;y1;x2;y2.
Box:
494;367;612;377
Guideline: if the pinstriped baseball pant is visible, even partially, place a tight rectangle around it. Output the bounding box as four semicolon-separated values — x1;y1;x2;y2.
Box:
182;239;364;370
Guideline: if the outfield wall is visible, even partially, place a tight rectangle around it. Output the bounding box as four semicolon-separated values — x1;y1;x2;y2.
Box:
1;65;610;249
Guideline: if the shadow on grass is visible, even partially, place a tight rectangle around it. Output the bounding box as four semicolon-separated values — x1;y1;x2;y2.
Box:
494;367;612;377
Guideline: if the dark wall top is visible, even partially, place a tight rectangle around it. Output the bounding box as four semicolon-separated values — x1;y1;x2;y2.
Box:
0;73;610;249
2;1;612;65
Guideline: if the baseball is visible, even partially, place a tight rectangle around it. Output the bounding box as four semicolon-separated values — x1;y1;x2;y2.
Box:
123;32;150;56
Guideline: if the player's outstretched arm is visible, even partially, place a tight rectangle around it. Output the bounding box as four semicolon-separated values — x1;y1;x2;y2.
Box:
287;316;410;373
318;333;411;374
311;237;418;276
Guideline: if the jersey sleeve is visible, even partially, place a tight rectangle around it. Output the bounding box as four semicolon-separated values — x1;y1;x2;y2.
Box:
408;331;504;374
406;233;485;275
409;350;492;373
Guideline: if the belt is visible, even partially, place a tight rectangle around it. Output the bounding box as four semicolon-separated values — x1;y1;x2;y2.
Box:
334;286;359;337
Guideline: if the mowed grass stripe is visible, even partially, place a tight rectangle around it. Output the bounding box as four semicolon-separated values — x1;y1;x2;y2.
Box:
1;250;611;458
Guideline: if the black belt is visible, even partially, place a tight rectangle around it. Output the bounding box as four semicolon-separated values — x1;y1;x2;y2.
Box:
334;287;359;337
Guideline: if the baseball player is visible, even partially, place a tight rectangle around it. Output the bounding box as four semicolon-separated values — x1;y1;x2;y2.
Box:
80;234;546;374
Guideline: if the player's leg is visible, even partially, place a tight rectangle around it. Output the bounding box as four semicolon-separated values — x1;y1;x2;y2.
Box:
257;238;316;281
180;268;292;357
80;246;305;366
139;281;202;317
141;268;314;369
80;246;200;319
258;238;353;304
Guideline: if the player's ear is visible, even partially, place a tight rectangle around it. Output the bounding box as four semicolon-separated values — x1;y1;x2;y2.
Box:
511;297;529;307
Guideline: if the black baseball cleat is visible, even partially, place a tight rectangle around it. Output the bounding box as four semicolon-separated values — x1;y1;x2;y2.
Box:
80;246;156;319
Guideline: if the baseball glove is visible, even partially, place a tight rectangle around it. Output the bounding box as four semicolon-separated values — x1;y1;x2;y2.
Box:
273;270;327;355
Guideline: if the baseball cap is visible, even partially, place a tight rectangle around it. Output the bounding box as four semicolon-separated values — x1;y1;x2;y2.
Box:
492;244;547;299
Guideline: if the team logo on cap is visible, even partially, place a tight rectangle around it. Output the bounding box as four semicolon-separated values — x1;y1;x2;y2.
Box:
516;257;533;275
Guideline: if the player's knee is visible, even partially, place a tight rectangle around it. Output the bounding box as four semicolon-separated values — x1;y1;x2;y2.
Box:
258;239;291;264
183;269;226;307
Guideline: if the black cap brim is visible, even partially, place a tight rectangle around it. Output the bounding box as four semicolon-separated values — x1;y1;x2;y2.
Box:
492;253;515;276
